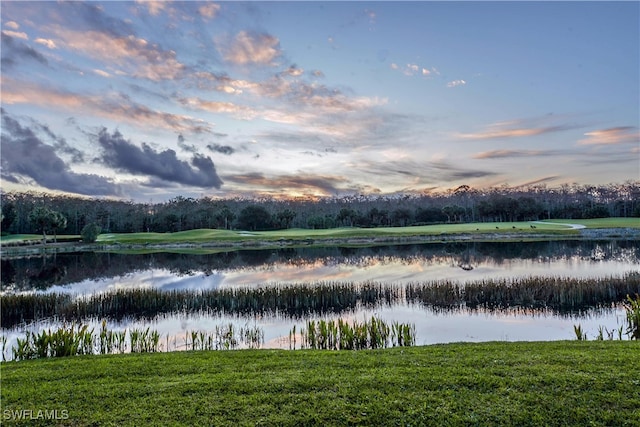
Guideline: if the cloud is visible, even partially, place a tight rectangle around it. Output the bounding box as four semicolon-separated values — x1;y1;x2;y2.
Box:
63;1;135;37
4;21;20;30
514;176;561;188
34;122;85;163
224;172;351;196
283;65;304;77
356;159;497;184
178;79;387;141
217;31;281;66
2;30;28;40
34;38;57;49
2;77;210;134
207;143;235;155
188;68;387;141
365;9;376;26
191;71;259;94
1;32;48;68
178;96;256;119
447;79;466;88
578;126;640;145
177;134;198;153
198;3;220;19
48;25;185;80
135;0;169;16
93;69;110;78
457;117;580;140
97;128;223;188
472;149;552;159
390;62;437;77
0;110;119;196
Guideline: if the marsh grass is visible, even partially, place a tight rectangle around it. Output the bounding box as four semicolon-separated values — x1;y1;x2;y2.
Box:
573;294;640;341
184;324;261;351
623;293;640;339
297;317;415;350
6;321;265;361
3;273;639;328
11;323;94;361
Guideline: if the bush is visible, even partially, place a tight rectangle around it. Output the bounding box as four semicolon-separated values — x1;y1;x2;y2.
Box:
81;223;102;243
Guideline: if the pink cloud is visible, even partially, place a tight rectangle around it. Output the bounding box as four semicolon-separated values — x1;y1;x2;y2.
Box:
578;126;640;145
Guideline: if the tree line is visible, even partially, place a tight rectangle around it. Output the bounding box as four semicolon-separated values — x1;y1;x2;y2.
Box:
1;181;638;236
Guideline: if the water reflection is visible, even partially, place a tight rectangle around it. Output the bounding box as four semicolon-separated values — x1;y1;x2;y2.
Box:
1;240;638;358
2;240;638;294
0;305;630;361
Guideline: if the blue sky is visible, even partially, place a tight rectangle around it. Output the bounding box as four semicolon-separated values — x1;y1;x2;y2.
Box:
1;1;638;201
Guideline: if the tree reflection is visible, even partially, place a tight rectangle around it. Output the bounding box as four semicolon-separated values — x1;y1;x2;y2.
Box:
1;240;638;292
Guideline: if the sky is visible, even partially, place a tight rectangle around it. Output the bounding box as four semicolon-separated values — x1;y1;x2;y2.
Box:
1;1;638;202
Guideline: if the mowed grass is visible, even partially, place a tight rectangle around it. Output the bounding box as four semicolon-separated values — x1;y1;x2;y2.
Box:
0;234;81;243
1;342;638;426
540;218;640;228
3;219;636;248
94;220;578;246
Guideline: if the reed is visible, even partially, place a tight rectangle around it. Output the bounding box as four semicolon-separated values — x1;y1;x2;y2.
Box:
5;321;265;361
0;335;7;362
573;324;587;341
241;324;264;349
298;317;415;350
2;273;638;328
391;321;416;347
10;324;94;361
623;294;640;340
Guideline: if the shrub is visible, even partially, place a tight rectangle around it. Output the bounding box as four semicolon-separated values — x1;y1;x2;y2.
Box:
81;223;102;243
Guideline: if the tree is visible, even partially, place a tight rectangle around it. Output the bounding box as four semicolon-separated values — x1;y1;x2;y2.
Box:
81;223;102;243
236;205;273;231
50;211;68;243
214;206;236;230
275;209;296;229
28;207;58;244
337;208;357;227
1;201;17;233
391;208;412;227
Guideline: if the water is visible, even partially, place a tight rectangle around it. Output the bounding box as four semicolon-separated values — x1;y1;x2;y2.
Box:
1;240;638;358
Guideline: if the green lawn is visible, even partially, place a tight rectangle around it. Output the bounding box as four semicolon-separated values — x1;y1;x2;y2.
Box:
1;342;638;426
540;218;640;228
93;220;577;246
2;218;637;249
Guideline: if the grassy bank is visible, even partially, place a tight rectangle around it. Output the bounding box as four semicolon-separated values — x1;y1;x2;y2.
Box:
2;219;637;256
1;341;639;426
93;220;577;246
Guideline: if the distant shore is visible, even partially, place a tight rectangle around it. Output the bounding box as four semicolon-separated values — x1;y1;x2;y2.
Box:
2;224;638;258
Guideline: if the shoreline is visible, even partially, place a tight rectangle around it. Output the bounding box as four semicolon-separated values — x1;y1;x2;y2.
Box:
1;227;638;258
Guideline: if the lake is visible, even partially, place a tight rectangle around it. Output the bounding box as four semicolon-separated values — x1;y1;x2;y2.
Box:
1;239;638;358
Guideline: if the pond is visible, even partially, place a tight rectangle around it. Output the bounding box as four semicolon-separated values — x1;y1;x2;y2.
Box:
1;239;639;358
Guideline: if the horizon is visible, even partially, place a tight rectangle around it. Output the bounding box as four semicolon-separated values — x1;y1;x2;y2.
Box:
1;1;639;203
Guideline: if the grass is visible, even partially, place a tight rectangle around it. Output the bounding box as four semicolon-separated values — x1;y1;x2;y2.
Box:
95;221;574;243
0;234;81;244
5;274;639;328
3;219;636;251
1;341;638;426
540;218;640;228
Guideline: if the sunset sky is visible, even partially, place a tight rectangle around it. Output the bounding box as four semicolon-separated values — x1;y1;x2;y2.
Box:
1;1;638;201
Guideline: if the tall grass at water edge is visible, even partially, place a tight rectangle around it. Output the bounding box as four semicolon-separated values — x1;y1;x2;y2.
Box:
6;320;265;361
623;293;640;339
294;317;416;350
2;273;639;328
573;293;640;341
